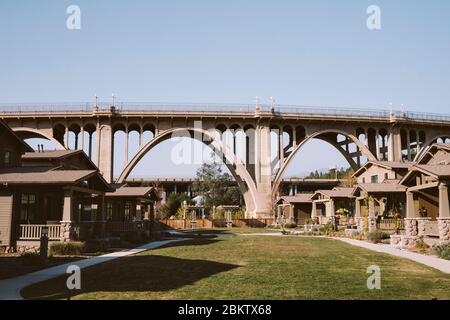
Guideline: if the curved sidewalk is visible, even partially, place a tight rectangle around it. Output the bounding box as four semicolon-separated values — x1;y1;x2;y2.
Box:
335;238;450;274
0;238;186;300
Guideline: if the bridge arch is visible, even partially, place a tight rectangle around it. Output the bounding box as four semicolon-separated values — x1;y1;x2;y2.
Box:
271;129;377;198
117;127;259;215
13;127;65;150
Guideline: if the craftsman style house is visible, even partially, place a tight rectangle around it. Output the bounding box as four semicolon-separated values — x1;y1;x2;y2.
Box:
275;194;313;225
0;120;160;252
400;143;450;243
352;161;410;231
310;187;355;224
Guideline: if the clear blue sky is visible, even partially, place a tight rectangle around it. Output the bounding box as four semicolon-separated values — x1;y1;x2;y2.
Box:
1;1;450;178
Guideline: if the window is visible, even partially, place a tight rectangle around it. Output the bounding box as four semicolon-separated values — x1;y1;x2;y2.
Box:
384;173;389;181
20;194;37;223
124;202;132;221
4;151;11;165
362;177;366;183
371;175;379;184
106;202;113;221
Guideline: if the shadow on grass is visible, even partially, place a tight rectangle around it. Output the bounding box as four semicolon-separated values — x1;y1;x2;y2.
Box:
22;240;239;300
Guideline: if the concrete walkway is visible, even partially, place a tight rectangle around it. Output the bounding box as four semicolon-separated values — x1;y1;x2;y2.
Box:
0;238;187;300
335;237;450;274
241;232;450;274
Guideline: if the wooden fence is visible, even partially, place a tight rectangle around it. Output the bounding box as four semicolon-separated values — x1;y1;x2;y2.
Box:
159;218;274;229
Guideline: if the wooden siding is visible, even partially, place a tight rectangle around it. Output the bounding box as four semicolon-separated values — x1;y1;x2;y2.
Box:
0;195;13;246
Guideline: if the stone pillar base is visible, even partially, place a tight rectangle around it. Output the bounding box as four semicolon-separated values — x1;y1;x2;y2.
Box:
368;217;377;232
415;217;432;237
404;218;418;237
438;218;450;243
354;217;364;231
390;235;420;249
60;221;78;242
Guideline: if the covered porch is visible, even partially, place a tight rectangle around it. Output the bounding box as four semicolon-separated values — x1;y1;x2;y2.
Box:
399;164;450;246
310;188;355;226
0;170;111;250
353;182;406;232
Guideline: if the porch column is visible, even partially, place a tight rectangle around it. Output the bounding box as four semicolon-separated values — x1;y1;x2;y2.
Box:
135;204;142;221
439;183;450;218
99;194;106;237
368;197;377;232
405;191;418;237
290;204;294;223
438;182;450;243
311;202;318;221
355;198;364;230
277;205;282;223
60;190;76;242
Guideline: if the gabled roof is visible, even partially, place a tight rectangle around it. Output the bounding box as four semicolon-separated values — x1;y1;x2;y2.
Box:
311;187;355;200
416;143;450;165
277;194;314;204
0;119;33;152
22;150;79;159
0;168;111;191
353;160;412;178
22;149;98;170
400;163;450;186
411;164;450;179
106;186;157;198
353;181;406;195
0;170;97;184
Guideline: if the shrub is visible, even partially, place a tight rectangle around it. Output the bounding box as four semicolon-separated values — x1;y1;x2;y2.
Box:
415;238;430;250
20;252;46;265
434;244;450;260
284;223;297;229
49;242;85;256
367;230;390;243
319;223;334;235
84;239;110;253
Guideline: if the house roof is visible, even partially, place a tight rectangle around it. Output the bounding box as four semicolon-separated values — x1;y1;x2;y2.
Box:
106;186;157;198
412;164;450;179
0;119;33;152
400;163;450;186
22;149;98;170
278;194;314;204
312;187;355;199
353;160;412;177
0;170;98;184
355;181;406;194
417;143;450;165
23;150;82;160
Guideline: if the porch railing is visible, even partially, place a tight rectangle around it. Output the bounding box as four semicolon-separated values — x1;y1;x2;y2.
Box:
377;218;405;231
18;224;61;240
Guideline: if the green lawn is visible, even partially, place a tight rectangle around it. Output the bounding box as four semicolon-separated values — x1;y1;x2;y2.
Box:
21;232;450;300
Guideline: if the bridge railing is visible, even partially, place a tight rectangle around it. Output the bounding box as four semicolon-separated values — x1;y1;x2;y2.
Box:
1;101;450;122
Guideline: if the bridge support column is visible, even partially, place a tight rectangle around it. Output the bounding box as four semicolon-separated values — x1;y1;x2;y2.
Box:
96;122;114;183
251;124;273;218
388;129;403;162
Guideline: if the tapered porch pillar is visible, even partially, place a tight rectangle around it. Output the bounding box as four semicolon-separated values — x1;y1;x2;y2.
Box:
438;183;450;243
405;191;418;237
368;197;377;232
60;190;76;242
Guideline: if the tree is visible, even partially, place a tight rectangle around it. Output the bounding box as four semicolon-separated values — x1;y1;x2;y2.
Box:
192;161;241;214
159;193;191;219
